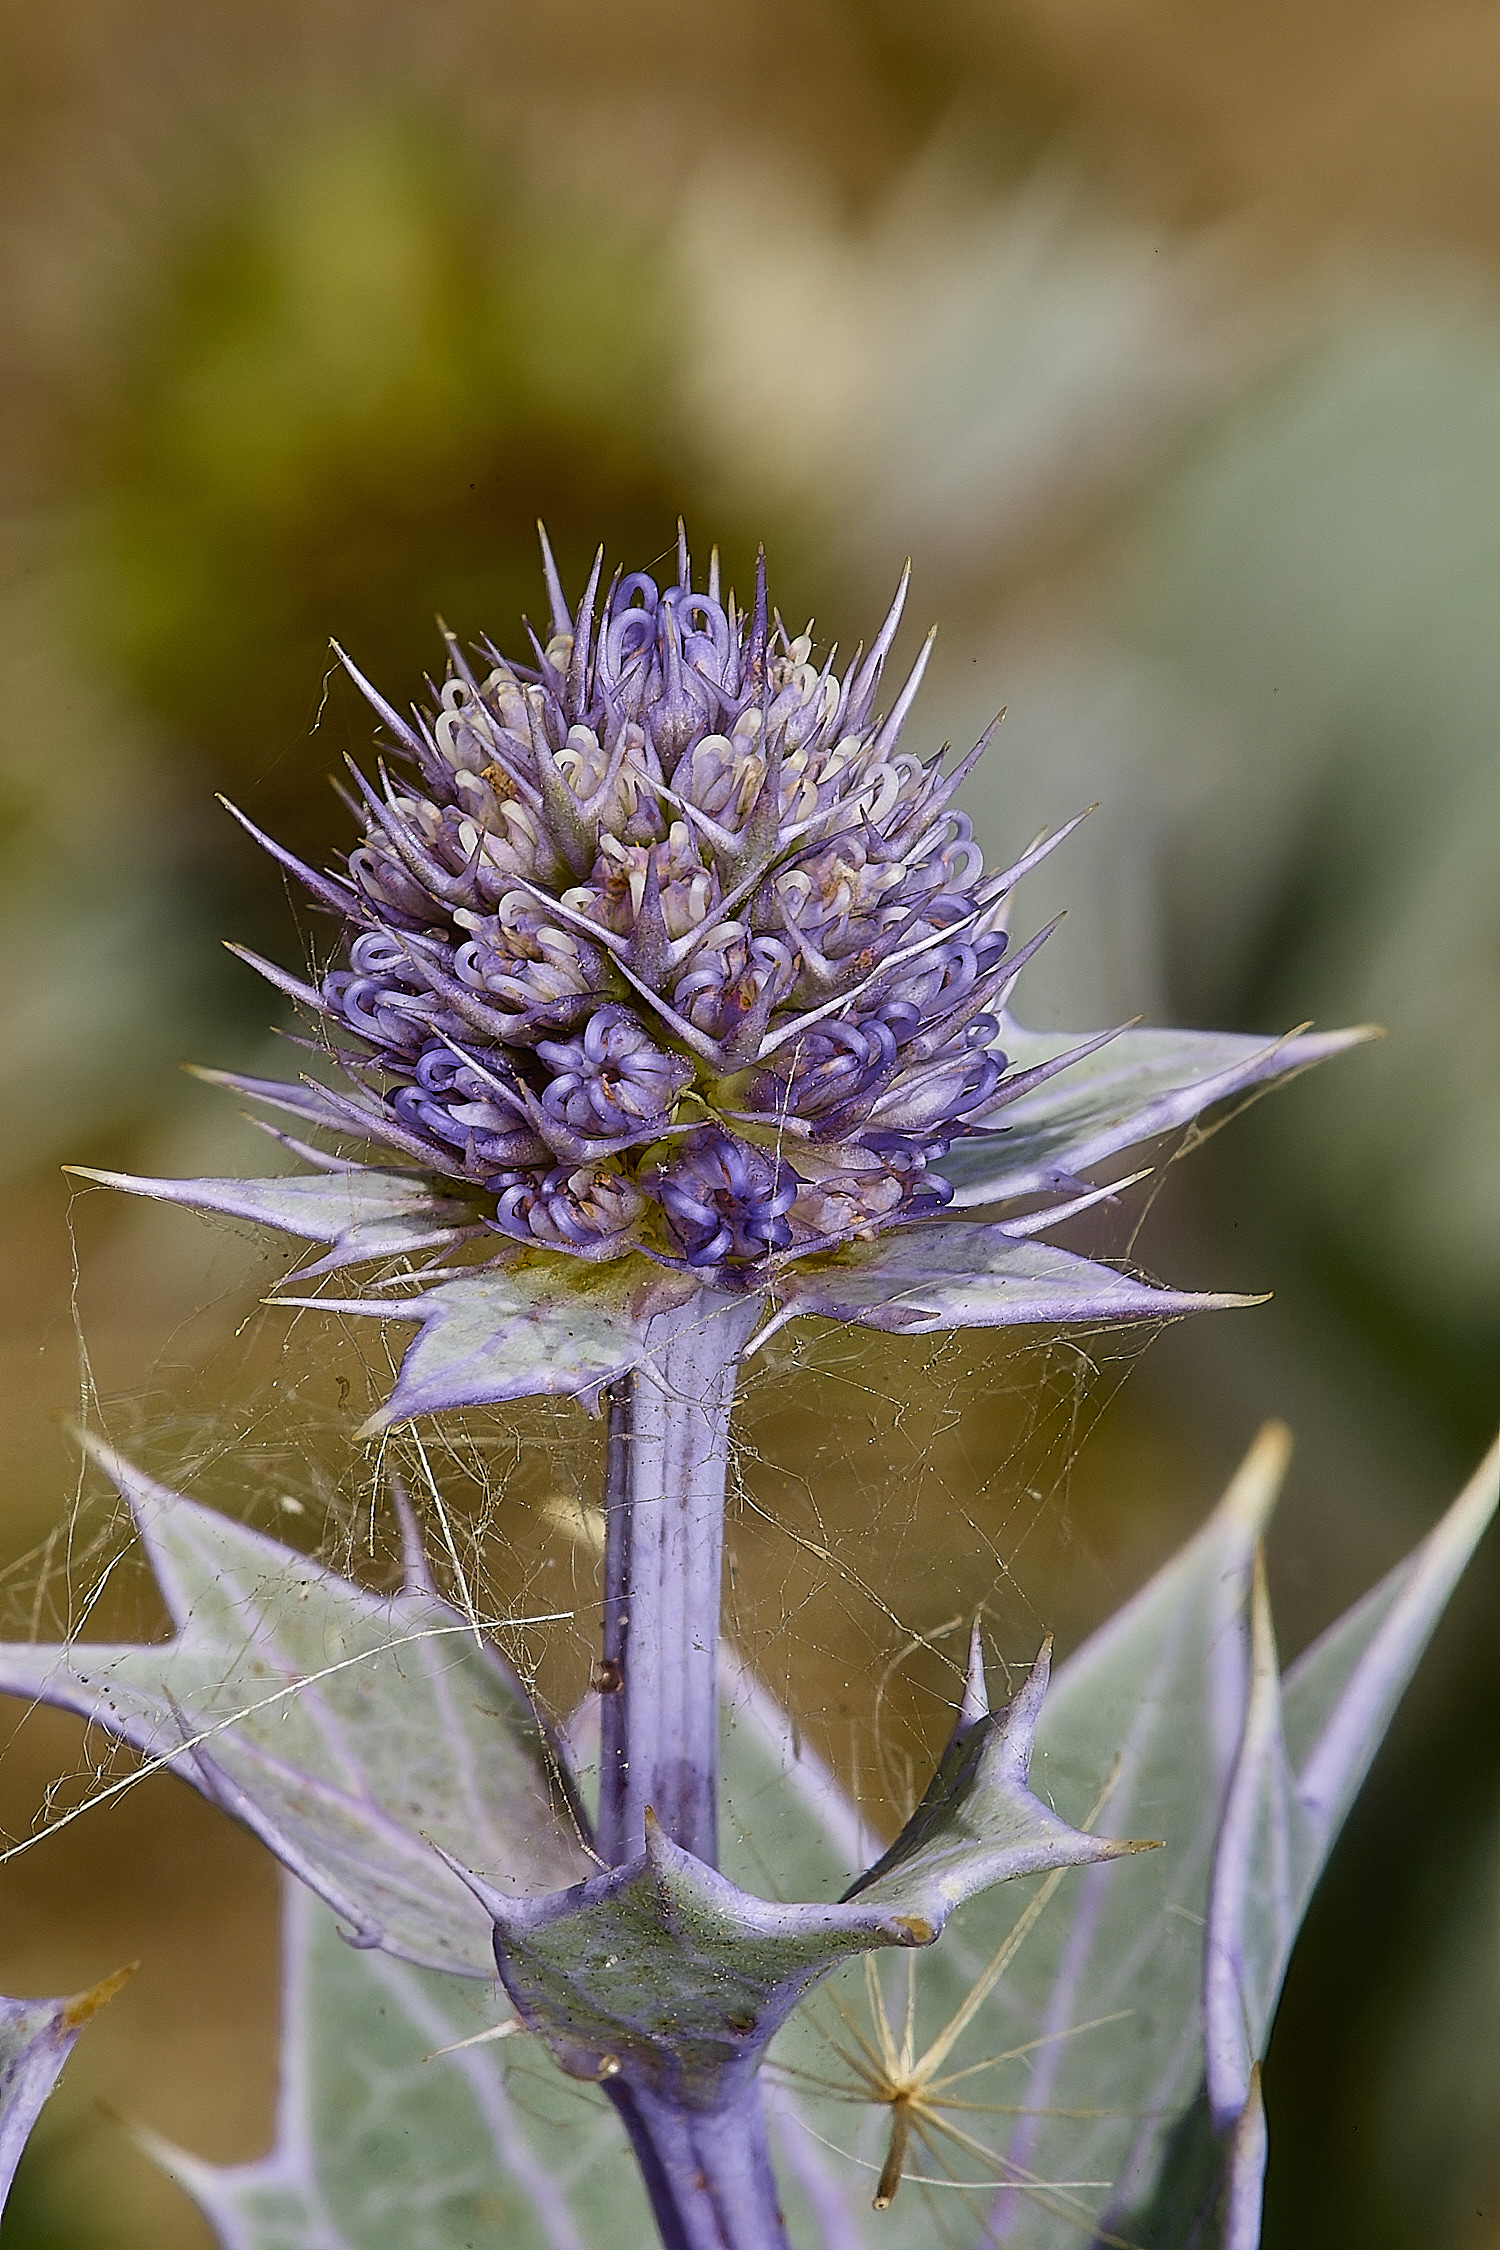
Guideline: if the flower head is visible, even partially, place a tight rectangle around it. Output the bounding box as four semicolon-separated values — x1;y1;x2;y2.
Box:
239;529;1069;1280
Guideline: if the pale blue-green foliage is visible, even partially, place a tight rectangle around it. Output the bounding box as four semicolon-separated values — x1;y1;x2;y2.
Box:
0;1440;1127;2120
68;1159;481;1279
766;1220;1249;1339
937;1019;1369;1209
0;1969;134;2220
1202;1431;1500;2155
73;1013;1371;1433
143;1671;869;2250
272;1219;1249;1427
452;1648;1126;2111
147;1886;652;2250
0;1438;596;1978
762;1436;1293;2249
768;1429;1500;2249
141;1428;1499;2250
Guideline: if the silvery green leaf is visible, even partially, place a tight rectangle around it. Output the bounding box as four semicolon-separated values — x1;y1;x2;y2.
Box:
1190;1431;1500;2248
1280;1431;1500;1883
0;1968;133;2214
142;1427;1491;2250
281;1261;702;1431
66;1164;479;1275
153;1664;867;2250
186;1064;396;1141
0;1441;593;1976
1219;2073;1269;2250
760;1427;1499;2248
1110;1435;1500;2250
770;1220;1254;1335
456;1650;1133;2113
756;1430;1285;2244
943;1019;1375;1209
148;1879;652;2250
285;1224;1237;1431
845;1643;1153;1919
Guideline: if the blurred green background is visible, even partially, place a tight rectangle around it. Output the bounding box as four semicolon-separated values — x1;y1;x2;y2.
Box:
1;3;1498;2244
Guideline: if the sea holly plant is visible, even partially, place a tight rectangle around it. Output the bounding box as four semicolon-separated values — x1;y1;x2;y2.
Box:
0;530;1485;2247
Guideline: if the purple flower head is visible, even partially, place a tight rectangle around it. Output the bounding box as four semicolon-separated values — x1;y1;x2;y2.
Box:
644;1126;797;1268
535;1006;692;1140
490;1160;648;1260
230;528;1073;1279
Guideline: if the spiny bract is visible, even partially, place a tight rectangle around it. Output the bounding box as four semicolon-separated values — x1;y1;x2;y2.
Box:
236;530;1083;1281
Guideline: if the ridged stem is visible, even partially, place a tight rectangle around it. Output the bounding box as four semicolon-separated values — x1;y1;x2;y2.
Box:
597;1287;789;2250
597;1289;760;1866
606;2080;791;2250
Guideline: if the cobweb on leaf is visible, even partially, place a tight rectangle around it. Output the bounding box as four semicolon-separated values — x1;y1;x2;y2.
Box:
0;1162;1205;2250
4;1158;1191;1849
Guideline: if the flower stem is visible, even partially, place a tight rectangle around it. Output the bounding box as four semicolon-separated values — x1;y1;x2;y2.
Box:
607;2079;790;2250
596;1289;791;2250
597;1290;761;1868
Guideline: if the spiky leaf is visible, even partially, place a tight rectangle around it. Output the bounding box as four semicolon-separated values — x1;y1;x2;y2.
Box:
150;1659;875;2250
770;1221;1253;1335
0;1968;133;2214
944;1020;1375;1209
1180;1434;1500;2244
149;1879;652;2250
764;1427;1500;2247
277;1261;703;1430
458;1649;1134;2111
143;1430;1498;2250
67;1165;479;1276
0;1443;593;1976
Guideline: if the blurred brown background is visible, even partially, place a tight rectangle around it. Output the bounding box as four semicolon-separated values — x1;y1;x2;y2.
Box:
2;3;1499;2244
